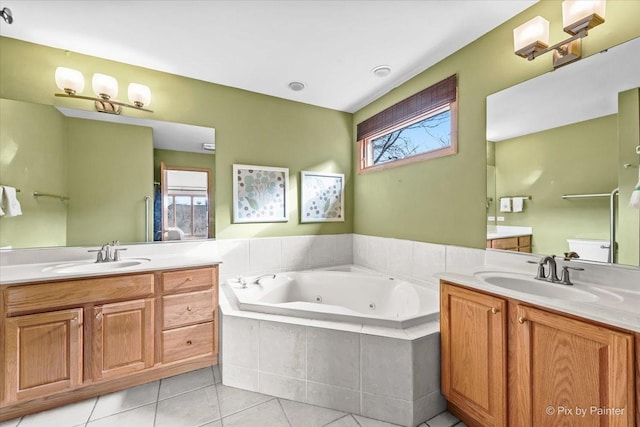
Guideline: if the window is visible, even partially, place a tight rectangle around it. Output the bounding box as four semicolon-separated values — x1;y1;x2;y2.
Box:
357;75;457;172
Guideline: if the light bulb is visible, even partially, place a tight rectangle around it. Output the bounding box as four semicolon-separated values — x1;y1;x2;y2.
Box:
55;67;85;95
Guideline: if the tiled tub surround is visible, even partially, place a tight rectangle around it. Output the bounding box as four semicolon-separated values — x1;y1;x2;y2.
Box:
220;295;444;427
225;266;439;328
218;234;487;426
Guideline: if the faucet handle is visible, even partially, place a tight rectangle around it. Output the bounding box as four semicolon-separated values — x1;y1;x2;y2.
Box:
88;248;105;263
560;265;584;286
113;248;127;261
527;260;546;280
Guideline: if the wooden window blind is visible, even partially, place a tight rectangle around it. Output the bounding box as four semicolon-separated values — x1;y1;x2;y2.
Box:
356;74;457;141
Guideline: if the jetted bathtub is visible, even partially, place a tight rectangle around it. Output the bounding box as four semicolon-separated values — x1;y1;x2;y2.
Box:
224;265;439;328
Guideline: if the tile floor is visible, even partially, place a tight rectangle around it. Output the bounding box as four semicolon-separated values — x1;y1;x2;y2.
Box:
0;366;467;427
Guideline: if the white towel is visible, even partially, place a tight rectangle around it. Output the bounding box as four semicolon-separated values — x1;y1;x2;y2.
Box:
512;197;525;212
499;197;511;212
1;186;22;217
0;186;4;216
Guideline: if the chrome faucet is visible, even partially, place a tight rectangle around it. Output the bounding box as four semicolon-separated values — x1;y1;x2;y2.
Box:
528;255;559;282
253;274;276;285
528;255;583;286
88;241;126;263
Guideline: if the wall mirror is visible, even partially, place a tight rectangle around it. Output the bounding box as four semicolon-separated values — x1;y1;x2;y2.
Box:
0;99;215;250
486;36;640;267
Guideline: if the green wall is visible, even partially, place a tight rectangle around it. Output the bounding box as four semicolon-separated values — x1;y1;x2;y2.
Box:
154;148;216;236
352;0;640;248
65;119;153;245
494;116;617;256
617;88;640;265
0;36;353;241
0;99;67;248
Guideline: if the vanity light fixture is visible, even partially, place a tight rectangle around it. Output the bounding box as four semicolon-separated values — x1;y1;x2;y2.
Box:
54;67;153;114
513;0;606;68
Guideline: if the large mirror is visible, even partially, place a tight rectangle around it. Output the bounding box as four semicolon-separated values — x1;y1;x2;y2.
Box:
486;36;640;267
0;99;215;249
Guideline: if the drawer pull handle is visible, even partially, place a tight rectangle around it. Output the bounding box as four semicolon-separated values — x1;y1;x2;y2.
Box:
185;277;193;282
518;316;526;324
186;340;192;345
187;305;192;311
491;307;498;314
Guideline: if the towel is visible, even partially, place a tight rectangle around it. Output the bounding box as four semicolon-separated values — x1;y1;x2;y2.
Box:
630;167;640;209
0;186;4;216
1;186;22;217
512;197;525;212
499;197;511;212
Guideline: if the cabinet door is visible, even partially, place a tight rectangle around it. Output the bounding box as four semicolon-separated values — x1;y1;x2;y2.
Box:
440;283;507;426
4;308;83;402
92;299;154;381
513;305;635;427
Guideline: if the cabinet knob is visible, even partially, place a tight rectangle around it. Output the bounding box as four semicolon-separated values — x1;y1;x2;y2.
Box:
186;277;193;282
186;340;192;345
95;313;102;319
491;307;498;314
186;305;192;311
518;316;526;324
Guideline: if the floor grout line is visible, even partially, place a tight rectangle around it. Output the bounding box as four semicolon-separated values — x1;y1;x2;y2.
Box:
276;398;293;427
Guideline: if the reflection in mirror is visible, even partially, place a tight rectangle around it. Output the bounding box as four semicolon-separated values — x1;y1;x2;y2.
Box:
158;164;211;241
0;99;215;249
486;37;640;267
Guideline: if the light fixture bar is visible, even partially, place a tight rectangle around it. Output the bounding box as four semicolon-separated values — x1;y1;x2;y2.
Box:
55;93;153;113
524;28;586;61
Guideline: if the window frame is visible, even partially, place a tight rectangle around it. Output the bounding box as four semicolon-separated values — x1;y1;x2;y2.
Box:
359;103;457;173
165;193;209;238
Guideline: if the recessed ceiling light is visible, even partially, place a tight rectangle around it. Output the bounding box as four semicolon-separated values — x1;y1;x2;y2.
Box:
371;65;392;78
288;81;305;92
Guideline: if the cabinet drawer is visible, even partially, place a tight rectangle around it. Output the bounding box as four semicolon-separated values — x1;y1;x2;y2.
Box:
5;274;154;315
162;268;214;294
162;322;214;363
491;237;518;250
163;290;214;329
518;235;531;246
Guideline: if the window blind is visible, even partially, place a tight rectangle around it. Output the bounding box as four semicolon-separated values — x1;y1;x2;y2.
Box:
356;74;457;141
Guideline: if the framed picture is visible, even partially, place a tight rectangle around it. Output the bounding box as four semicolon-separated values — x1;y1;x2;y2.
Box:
233;164;289;223
300;171;344;223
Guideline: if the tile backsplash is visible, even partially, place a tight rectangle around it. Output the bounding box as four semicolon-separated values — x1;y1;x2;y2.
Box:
218;233;486;287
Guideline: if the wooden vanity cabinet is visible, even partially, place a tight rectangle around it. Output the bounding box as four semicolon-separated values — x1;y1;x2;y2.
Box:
91;298;155;381
160;268;218;364
0;265;219;421
4;308;83;402
440;284;507;426
440;281;637;427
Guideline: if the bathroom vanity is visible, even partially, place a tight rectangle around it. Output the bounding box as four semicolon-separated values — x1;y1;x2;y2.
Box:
0;260;219;421
439;277;638;427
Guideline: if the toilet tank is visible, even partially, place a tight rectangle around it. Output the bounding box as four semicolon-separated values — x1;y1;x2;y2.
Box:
566;238;609;262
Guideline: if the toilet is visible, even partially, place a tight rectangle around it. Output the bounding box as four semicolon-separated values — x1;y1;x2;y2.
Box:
566;238;609;262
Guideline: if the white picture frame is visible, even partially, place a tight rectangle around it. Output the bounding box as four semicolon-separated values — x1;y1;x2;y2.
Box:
233;164;289;223
300;171;345;223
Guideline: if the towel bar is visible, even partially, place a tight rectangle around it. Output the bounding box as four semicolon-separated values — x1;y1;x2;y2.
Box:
33;192;69;201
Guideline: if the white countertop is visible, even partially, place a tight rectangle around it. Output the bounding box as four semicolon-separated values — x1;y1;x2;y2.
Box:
436;271;640;333
0;240;222;285
487;225;532;240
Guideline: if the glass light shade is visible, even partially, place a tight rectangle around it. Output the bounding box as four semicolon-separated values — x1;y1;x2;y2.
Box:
55;67;85;95
513;16;550;53
128;83;151;107
562;0;606;28
92;73;118;99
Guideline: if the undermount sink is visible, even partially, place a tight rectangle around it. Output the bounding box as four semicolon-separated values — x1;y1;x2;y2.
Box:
473;271;600;302
43;258;151;274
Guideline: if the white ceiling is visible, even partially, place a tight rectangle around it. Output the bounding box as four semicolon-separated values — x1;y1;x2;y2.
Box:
487;36;640;142
0;0;536;113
